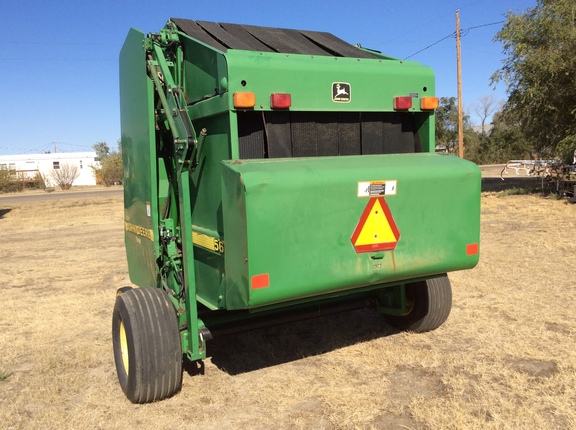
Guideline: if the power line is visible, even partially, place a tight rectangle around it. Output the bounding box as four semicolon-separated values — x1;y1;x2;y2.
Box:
0;144;51;154
467;21;506;31
404;20;505;60
52;142;94;148
0;141;93;154
405;33;456;60
0;57;116;62
0;41;121;46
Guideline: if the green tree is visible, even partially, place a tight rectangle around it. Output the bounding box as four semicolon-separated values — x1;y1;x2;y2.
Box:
471;108;532;164
93;140;122;186
463;126;481;162
492;0;576;161
487;110;532;162
436;97;459;153
435;96;475;157
93;141;111;161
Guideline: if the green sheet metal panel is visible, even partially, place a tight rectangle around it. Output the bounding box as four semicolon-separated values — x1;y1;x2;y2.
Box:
224;50;435;113
189;113;230;309
120;28;159;288
179;34;229;107
222;153;480;310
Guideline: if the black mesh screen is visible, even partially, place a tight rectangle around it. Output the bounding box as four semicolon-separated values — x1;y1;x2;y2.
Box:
337;113;362;155
237;111;417;159
237;113;266;158
265;112;291;158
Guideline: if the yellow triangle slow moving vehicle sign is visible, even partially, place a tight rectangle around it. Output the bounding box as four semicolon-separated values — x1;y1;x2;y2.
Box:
350;197;400;253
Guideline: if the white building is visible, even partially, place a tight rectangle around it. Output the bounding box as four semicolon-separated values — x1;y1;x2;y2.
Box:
0;152;99;187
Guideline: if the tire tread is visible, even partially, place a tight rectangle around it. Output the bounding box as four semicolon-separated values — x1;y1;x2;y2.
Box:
384;275;452;333
112;287;182;403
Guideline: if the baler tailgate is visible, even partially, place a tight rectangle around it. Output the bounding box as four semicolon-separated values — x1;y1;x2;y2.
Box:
221;153;480;309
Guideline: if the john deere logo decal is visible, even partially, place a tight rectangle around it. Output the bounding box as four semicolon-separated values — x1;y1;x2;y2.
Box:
332;82;351;103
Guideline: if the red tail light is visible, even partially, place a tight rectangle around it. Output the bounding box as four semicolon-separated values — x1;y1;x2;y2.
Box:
270;93;291;109
394;96;412;110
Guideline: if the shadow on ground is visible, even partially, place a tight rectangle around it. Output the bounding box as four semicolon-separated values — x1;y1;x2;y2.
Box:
0;208;11;219
203;309;396;375
482;176;545;193
191;175;550;377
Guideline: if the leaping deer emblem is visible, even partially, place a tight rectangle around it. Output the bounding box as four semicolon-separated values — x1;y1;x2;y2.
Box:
334;83;349;97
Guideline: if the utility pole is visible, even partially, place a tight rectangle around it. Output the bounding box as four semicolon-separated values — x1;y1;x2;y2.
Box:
53;141;57;153
456;9;464;158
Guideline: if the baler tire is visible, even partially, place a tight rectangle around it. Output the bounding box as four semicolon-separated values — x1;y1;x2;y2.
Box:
112;287;182;403
116;286;133;296
384;275;452;333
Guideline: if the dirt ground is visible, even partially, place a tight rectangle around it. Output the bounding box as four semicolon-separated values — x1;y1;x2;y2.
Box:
1;172;575;429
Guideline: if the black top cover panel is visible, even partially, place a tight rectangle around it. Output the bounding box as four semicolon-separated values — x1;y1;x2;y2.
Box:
171;18;380;59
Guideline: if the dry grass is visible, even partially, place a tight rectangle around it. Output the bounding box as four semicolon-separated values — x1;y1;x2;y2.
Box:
1;188;575;429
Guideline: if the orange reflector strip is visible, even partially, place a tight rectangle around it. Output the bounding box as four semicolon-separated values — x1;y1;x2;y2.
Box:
421;96;439;110
394;96;412;110
251;273;270;289
466;243;479;256
233;92;256;108
270;93;291;109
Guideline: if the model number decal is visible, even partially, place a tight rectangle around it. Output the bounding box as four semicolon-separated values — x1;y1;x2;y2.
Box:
125;221;154;241
192;232;225;254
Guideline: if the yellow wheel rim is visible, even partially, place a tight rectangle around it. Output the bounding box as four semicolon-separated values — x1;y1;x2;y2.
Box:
398;293;415;316
119;320;129;374
404;297;415;315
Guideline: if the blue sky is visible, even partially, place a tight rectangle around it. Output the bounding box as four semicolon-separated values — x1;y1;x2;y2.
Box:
0;0;534;155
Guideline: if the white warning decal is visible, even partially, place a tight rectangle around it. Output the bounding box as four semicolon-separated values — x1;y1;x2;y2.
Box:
357;180;397;197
